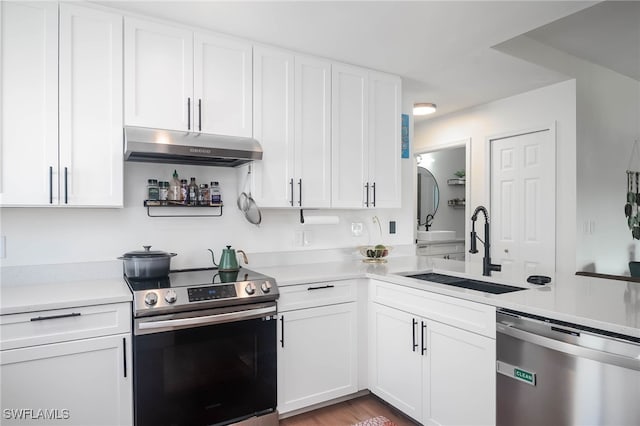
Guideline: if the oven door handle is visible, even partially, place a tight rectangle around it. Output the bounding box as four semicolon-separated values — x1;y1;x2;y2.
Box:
137;306;277;333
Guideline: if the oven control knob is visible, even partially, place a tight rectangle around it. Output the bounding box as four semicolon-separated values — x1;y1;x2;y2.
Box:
165;289;177;304
261;281;272;293
144;292;158;306
245;282;256;295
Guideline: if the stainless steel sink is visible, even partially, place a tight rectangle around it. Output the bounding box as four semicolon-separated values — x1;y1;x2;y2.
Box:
406;272;525;294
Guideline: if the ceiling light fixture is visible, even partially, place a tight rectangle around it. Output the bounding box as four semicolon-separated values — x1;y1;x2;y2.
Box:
413;102;437;116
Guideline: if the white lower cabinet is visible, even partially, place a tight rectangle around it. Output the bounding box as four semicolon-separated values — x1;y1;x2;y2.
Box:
277;281;358;414
369;280;496;426
1;334;132;426
423;320;495;426
0;303;133;426
368;303;423;421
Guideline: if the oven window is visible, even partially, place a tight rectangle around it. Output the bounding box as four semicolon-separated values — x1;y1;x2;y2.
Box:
134;316;276;426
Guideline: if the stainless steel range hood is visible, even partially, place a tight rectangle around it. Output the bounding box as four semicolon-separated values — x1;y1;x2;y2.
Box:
124;126;262;167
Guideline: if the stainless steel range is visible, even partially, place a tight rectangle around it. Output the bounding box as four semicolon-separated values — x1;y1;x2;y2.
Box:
125;267;279;426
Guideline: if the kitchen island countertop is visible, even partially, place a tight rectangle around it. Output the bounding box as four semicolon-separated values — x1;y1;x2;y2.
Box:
254;256;640;339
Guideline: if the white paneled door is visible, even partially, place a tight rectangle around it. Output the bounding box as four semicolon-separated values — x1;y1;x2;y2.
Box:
124;17;193;131
490;126;556;281
0;1;58;205
194;33;252;137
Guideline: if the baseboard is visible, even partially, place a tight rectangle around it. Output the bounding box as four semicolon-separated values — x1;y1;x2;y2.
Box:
278;390;371;420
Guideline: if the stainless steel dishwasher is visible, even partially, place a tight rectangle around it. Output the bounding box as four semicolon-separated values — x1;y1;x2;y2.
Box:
496;309;640;426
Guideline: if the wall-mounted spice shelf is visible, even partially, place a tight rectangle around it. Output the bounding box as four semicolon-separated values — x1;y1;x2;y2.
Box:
447;178;466;185
143;200;223;218
448;199;465;208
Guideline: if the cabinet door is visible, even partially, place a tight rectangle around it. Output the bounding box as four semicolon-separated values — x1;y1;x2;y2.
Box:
252;46;295;207
194;32;252;137
0;1;58;206
294;55;331;208
331;63;368;208
368;303;422;422
277;303;357;414
423;321;496;426
59;4;123;207
368;71;401;208
1;334;132;426
124;17;193;131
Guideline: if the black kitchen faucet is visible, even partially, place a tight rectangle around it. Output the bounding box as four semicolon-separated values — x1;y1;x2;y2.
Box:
470;205;502;276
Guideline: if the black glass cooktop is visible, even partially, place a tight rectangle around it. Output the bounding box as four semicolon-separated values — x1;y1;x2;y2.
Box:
125;267;268;291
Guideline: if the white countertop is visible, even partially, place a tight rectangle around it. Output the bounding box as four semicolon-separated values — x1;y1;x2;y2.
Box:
2;255;638;339
254;256;640;339
0;278;132;315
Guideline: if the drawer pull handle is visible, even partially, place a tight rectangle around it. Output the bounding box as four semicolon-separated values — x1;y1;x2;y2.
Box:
280;316;285;348
30;312;81;322
307;285;335;291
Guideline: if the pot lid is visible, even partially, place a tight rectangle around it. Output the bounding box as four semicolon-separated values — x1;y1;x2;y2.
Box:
121;246;177;258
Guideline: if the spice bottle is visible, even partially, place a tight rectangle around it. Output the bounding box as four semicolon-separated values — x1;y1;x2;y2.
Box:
210;181;222;205
199;184;209;206
169;170;181;202
180;179;188;204
147;179;160;201
188;177;199;206
159;181;169;205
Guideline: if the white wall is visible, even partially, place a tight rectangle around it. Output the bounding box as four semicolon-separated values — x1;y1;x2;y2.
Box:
0;99;416;270
496;36;640;275
414;79;577;276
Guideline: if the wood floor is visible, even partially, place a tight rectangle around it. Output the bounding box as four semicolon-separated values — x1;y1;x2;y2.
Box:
279;394;419;426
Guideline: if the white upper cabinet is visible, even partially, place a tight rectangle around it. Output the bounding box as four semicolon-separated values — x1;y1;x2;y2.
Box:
59;3;123;206
124;17;193;131
251;46;295;207
251;48;332;208
124;17;252;138
294;55;332;208
1;2;123;207
194;33;252;137
331;64;401;209
0;1;58;206
331;63;369;209
369;71;401;208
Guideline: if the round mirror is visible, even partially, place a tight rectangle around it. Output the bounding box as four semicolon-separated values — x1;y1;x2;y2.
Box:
417;166;439;229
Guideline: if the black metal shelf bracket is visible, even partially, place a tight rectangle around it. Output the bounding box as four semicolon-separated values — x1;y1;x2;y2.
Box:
143;201;224;218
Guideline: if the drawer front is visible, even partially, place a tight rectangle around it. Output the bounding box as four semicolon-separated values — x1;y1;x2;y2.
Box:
278;280;358;312
369;280;495;338
0;303;131;350
417;243;464;256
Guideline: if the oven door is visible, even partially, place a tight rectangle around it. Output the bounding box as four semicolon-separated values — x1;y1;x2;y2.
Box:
133;303;277;426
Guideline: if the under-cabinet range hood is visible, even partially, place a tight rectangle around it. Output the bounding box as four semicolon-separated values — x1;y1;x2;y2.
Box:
124;126;262;167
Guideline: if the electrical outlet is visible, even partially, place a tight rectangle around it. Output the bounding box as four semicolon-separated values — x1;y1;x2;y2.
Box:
389;221;396;234
294;231;304;246
351;222;364;236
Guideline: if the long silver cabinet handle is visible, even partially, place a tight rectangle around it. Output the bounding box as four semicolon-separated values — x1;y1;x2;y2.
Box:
64;167;68;204
372;182;376;207
49;166;53;204
187;97;191;130
31;312;81;322
280;315;285;348
364;182;370;207
421;320;427;355
138;306;276;332
307;284;334;291
497;324;640;371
